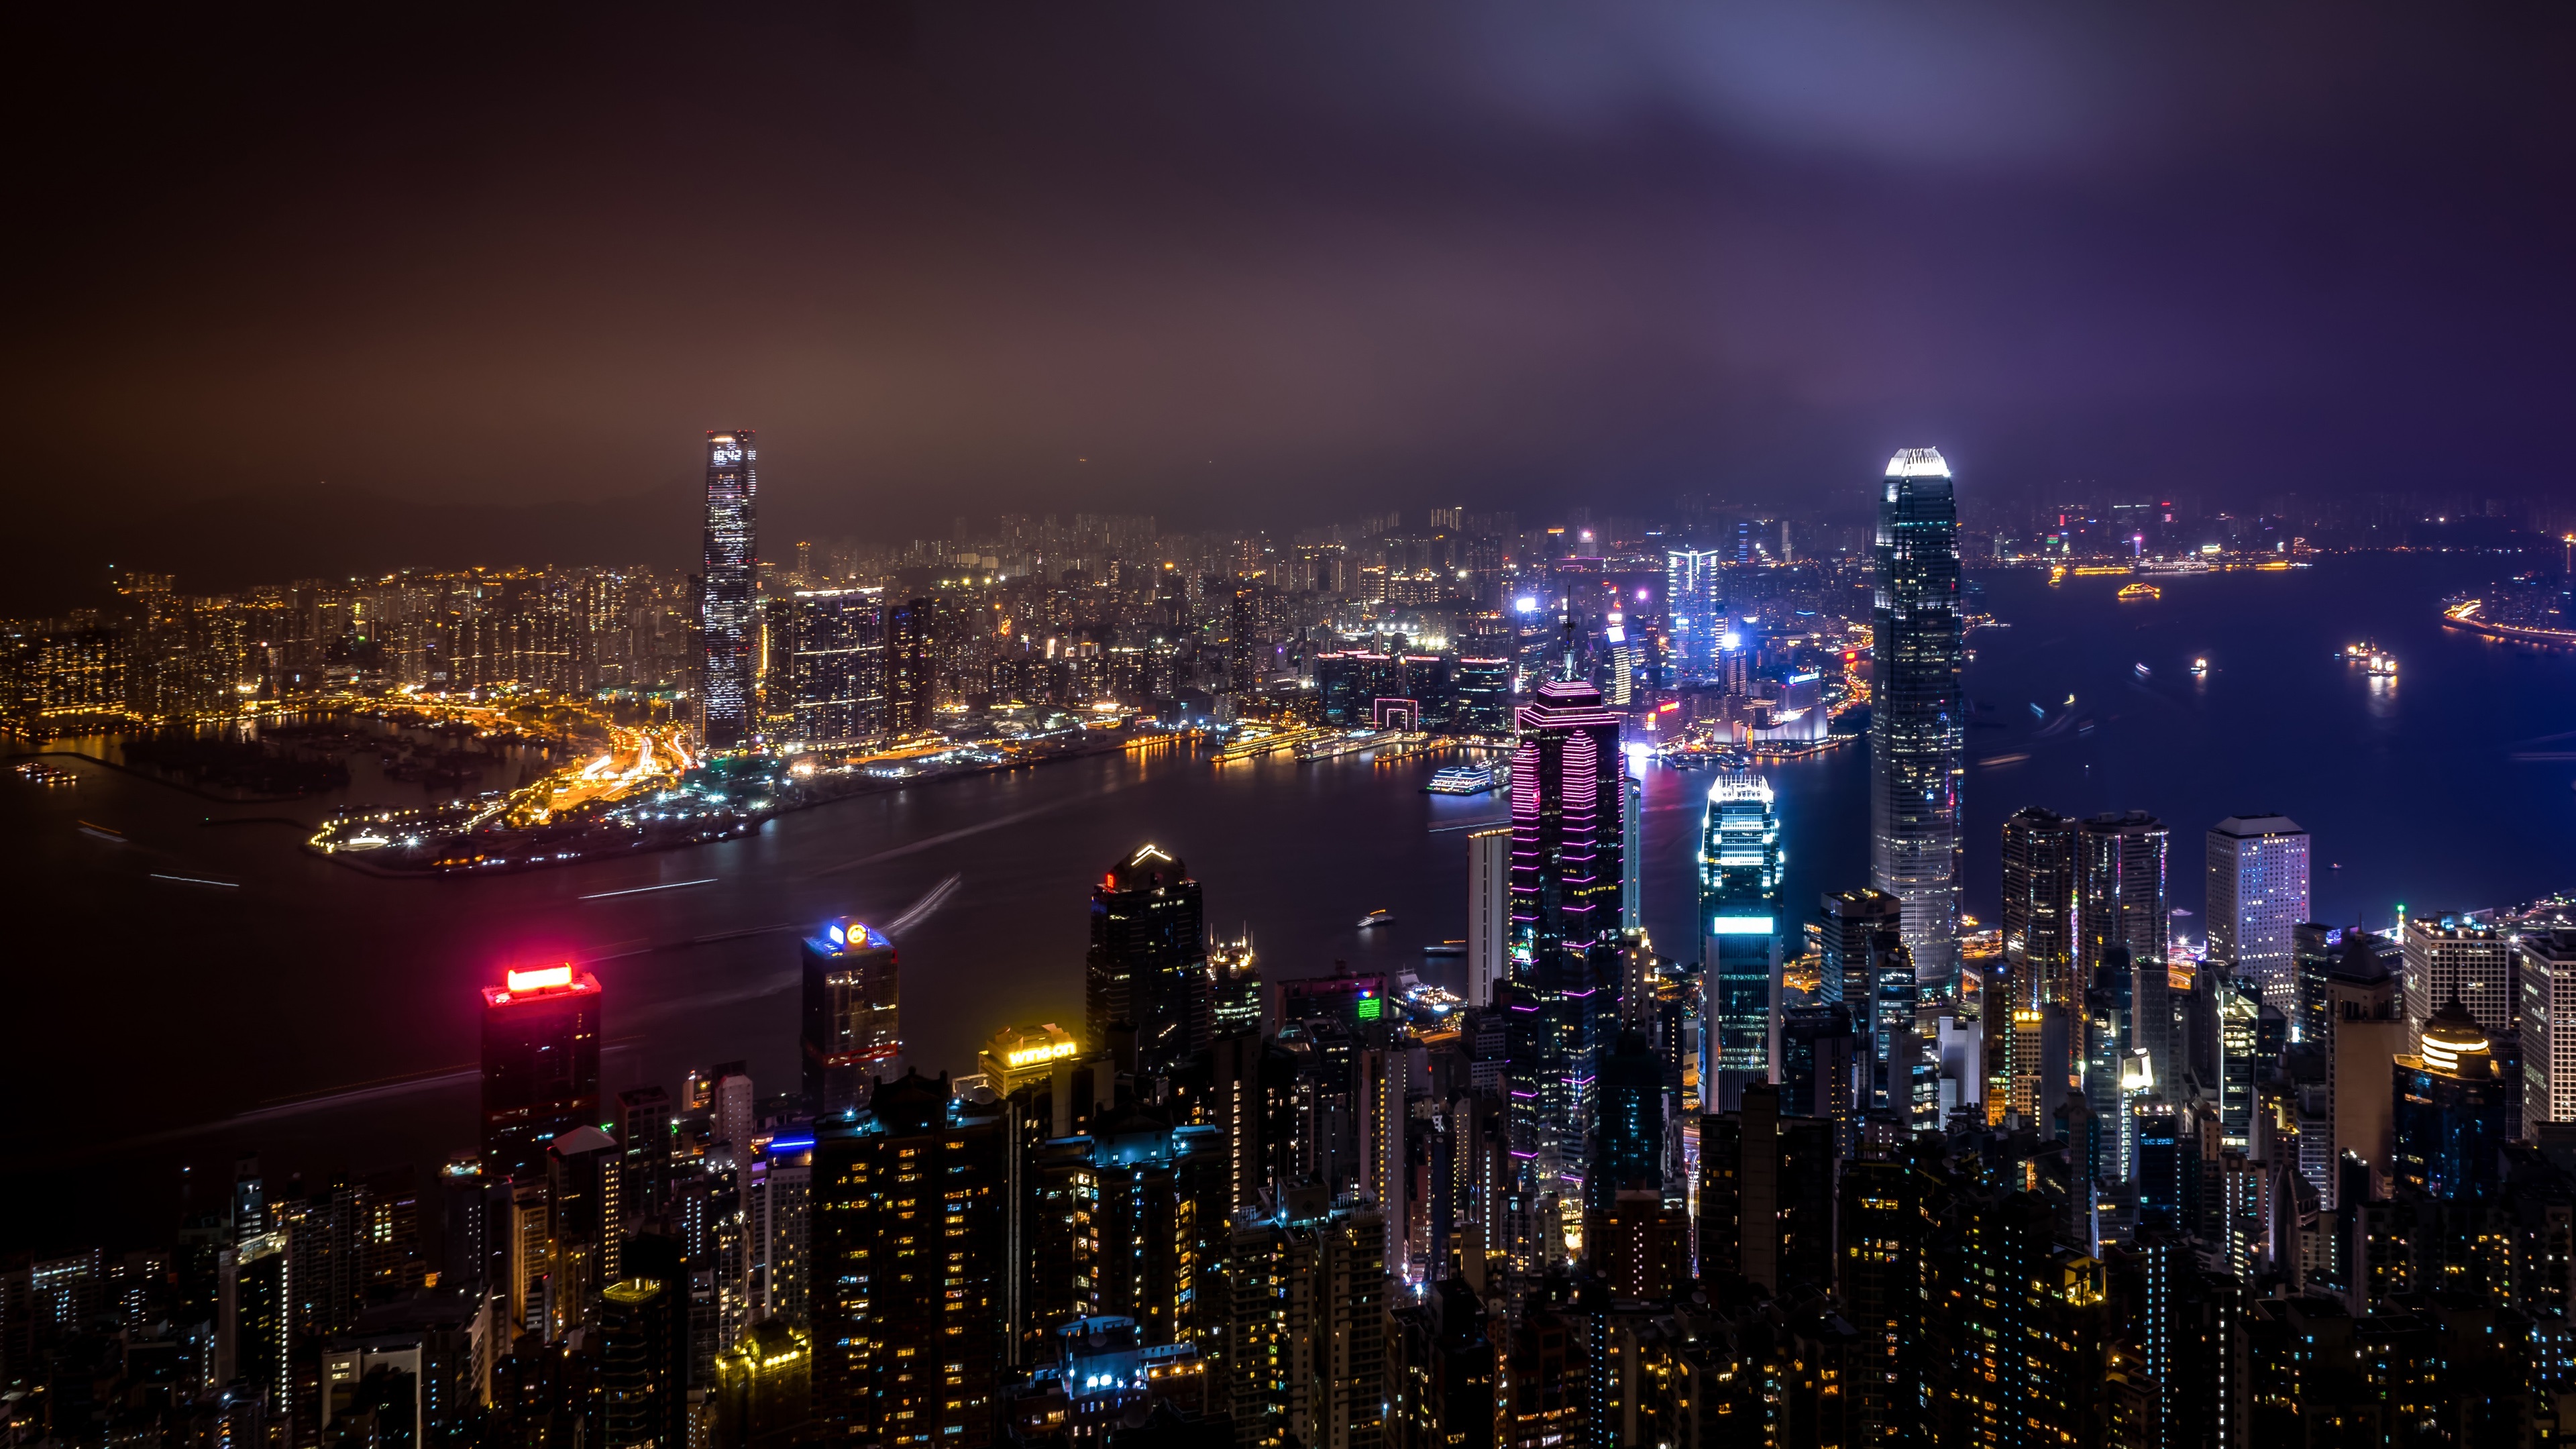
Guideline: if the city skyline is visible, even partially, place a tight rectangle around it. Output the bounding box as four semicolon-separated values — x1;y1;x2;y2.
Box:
19;9;2576;1448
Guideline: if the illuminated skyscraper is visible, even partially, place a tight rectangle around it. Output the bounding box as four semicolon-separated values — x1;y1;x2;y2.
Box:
479;965;603;1181
698;429;759;750
1664;548;1725;682
2000;807;2080;1010
1869;448;1964;983
1465;825;1510;1008
801;918;902;1118
2077;812;2169;977
1701;771;1783;1110
810;1073;1005;1446
2204;814;2310;1016
783;588;886;746
886;596;939;734
1505;680;1625;1220
1085;845;1214;1077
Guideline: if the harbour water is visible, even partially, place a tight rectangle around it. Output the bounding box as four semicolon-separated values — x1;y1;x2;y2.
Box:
6;552;2571;1249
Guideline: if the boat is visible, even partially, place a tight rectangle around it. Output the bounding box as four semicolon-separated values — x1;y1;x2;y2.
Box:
15;761;76;786
2116;582;2161;601
2344;641;2398;676
2134;662;2152;679
2190;657;2208;676
1426;763;1495;795
1356;908;1396;930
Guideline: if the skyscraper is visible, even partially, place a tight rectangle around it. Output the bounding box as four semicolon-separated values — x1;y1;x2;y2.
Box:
2519;927;2576;1139
801;918;902;1119
1663;548;1725;683
698;430;759;751
2204;814;2310;1015
480;965;602;1181
810;1071;1006;1447
1504;680;1625;1222
1701;771;1783;1110
886;596;940;735
784;588;886;747
1085;845;1213;1077
2077;812;2169;978
2000;807;2080;1010
1869;448;1965;983
2401;912;2514;1050
1465;825;1510;1008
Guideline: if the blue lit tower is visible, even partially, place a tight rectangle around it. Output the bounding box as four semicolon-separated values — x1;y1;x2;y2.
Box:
1664;548;1725;683
802;918;902;1120
698;429;760;750
1701;771;1783;1112
1869;448;1965;984
1504;680;1625;1236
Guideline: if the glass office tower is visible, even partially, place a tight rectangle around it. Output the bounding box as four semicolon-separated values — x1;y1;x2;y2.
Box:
1869;448;1964;984
1702;771;1783;1111
698;429;759;750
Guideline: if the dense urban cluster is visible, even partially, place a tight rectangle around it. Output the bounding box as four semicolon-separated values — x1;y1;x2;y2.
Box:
16;443;2576;1449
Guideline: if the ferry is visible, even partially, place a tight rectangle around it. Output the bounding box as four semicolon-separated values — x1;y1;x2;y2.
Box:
2139;559;2212;576
2345;641;2398;676
2116;582;2162;602
1356;908;1396;930
15;761;76;786
1425;763;1496;796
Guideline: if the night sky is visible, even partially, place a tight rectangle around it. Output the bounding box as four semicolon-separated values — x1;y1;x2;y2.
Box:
7;4;2575;606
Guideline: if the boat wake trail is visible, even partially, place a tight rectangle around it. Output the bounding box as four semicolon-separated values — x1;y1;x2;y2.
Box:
883;873;963;936
627;873;968;1026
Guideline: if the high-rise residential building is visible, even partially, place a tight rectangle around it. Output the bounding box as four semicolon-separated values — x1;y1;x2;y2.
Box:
1663;548;1725;682
714;1318;814;1449
1085;845;1214;1078
1226;1187;1386;1449
698;429;759;751
1701;771;1783;1110
810;1072;1006;1448
801;918;902;1119
2519;928;2576;1139
480;965;602;1182
887;596;940;734
544;1125;622;1338
2000;807;2080;1011
1504;680;1625;1222
1697;1083;1837;1295
2078;812;2169;978
1018;1120;1230;1360
2205;815;2311;1016
783;588;886;747
1465;826;1510;1009
2402;912;2515;1050
597;1278;686;1449
1869;448;1965;983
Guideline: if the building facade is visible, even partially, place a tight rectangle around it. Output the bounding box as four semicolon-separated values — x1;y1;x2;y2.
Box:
698;430;759;750
1868;449;1965;983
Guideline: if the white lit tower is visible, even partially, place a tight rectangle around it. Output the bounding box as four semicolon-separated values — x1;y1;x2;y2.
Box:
2204;814;2310;1019
1869;448;1964;984
698;429;759;750
1701;771;1783;1111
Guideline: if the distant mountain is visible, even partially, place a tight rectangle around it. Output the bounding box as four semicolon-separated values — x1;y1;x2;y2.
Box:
7;483;700;613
